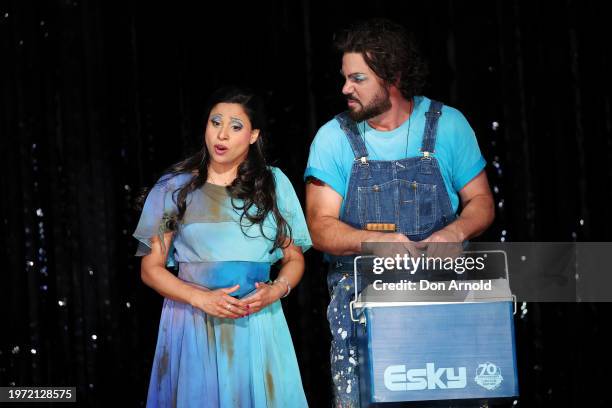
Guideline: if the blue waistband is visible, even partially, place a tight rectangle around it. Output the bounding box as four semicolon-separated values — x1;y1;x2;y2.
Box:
178;261;270;298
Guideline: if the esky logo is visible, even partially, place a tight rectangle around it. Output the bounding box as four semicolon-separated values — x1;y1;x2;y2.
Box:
384;363;467;391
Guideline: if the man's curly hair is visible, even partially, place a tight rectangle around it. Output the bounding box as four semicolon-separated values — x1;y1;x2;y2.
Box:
334;18;428;100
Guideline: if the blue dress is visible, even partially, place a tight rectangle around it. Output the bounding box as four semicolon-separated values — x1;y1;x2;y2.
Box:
133;167;311;407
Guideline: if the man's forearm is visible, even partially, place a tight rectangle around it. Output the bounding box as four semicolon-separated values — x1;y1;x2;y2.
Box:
309;215;379;256
445;194;495;241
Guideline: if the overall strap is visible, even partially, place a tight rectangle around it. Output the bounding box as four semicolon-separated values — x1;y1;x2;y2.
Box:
420;100;444;157
335;112;369;163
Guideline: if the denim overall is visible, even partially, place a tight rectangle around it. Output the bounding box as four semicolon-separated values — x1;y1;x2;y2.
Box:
327;100;456;407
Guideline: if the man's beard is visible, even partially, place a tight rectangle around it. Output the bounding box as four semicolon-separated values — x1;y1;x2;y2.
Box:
347;86;392;122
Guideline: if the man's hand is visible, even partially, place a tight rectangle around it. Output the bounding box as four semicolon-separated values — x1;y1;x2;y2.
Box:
363;231;410;243
363;231;424;258
420;224;464;243
417;227;464;259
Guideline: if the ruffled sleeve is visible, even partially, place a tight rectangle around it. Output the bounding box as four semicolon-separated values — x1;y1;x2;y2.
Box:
272;167;312;254
132;174;180;258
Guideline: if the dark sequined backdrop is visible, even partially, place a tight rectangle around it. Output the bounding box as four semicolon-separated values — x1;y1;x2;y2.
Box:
2;0;611;406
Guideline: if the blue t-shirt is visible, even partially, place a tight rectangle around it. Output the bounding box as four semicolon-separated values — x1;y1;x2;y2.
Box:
304;96;486;213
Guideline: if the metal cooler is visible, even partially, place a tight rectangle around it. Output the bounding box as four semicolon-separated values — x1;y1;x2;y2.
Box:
350;252;519;405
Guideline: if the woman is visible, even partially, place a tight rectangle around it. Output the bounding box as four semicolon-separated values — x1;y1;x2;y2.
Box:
133;87;311;407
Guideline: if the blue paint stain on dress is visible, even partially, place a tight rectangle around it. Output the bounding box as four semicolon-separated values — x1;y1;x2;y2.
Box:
133;167;311;407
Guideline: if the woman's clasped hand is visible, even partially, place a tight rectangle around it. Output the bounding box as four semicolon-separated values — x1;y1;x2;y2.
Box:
190;281;286;319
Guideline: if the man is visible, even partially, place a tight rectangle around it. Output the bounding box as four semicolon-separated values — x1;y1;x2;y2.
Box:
304;18;494;407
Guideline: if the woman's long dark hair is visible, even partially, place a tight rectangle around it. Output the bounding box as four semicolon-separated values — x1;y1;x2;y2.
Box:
156;86;292;253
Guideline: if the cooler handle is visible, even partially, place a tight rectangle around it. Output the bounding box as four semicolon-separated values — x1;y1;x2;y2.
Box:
349;300;367;326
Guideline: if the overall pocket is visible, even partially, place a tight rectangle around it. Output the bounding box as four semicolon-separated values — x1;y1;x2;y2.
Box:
357;179;438;236
398;180;438;235
357;179;401;229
